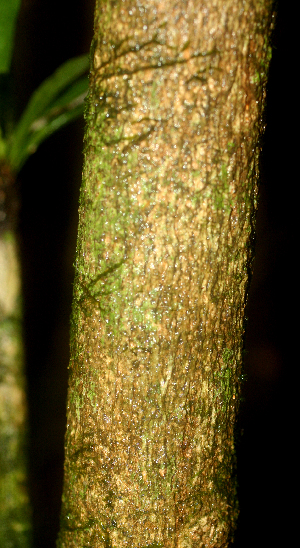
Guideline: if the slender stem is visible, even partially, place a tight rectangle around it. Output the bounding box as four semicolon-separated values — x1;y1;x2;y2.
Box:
0;163;32;547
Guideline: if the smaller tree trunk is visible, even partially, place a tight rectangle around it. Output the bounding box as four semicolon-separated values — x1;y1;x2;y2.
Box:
0;163;31;547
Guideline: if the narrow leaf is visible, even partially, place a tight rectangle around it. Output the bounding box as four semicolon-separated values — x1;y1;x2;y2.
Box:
8;54;89;170
42;76;88;114
0;0;21;74
16;88;87;170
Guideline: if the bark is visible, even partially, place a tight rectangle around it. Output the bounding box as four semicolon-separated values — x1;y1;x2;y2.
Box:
58;1;274;547
0;165;31;547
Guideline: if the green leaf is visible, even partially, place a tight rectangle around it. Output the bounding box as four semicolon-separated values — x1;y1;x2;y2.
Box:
23;89;86;160
0;0;21;74
0;126;6;160
8;54;89;171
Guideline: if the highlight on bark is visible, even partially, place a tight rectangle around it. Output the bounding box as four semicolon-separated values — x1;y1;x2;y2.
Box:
57;1;274;547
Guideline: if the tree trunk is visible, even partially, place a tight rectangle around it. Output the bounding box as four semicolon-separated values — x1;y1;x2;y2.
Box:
58;1;274;546
0;164;31;547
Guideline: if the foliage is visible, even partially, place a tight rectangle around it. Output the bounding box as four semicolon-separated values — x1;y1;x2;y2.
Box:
0;1;89;173
0;0;21;74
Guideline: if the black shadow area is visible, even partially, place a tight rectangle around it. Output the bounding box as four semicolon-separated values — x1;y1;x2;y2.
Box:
14;1;94;547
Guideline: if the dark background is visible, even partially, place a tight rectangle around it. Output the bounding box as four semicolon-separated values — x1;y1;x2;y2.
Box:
11;1;296;547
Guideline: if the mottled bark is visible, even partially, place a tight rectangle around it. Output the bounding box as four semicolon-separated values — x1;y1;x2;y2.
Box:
58;1;274;547
0;164;31;547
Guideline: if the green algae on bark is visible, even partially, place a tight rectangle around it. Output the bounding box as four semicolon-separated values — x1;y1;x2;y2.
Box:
58;1;274;547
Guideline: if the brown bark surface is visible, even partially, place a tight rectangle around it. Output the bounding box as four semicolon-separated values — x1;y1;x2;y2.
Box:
58;1;274;547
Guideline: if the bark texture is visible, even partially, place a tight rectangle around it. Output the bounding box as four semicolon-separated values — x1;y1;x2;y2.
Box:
58;1;274;547
0;166;31;548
